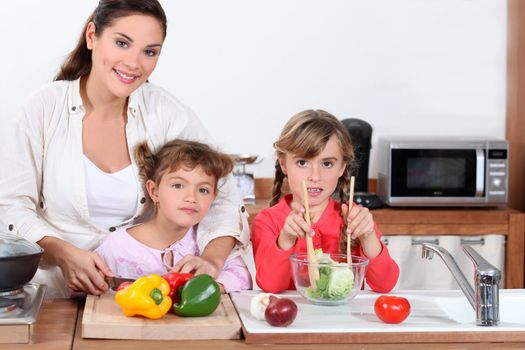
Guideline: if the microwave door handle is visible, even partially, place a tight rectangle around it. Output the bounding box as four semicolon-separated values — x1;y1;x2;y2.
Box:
475;149;484;197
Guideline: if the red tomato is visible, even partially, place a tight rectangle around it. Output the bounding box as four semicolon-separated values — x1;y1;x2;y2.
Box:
374;295;411;324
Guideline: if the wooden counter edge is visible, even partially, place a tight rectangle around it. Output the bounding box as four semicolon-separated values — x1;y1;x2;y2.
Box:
244;330;525;345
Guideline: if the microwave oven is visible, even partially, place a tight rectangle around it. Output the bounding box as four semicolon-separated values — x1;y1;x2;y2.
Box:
377;137;508;207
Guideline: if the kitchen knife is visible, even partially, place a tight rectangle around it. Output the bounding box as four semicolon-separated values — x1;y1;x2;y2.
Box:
104;276;135;290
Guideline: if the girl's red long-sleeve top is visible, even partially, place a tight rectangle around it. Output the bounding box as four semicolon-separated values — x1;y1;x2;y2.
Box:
251;195;399;293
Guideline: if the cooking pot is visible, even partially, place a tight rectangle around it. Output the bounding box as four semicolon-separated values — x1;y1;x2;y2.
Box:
0;232;43;291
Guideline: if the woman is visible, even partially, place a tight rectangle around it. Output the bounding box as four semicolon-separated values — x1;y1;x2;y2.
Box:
0;0;249;298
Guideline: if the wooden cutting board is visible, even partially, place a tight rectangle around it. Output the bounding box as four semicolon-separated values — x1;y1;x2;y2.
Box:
82;293;241;340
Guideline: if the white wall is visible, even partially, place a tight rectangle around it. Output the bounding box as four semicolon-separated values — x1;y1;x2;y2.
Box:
0;0;506;178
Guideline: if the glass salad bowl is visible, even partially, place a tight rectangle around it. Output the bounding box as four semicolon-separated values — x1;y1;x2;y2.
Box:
290;252;369;306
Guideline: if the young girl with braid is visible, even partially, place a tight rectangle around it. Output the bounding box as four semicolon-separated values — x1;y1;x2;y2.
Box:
251;110;399;293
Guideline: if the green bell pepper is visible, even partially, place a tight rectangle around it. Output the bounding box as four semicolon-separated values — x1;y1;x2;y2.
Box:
172;274;221;317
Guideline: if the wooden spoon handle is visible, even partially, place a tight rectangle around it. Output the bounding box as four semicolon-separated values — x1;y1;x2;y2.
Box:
347;176;355;265
302;180;320;285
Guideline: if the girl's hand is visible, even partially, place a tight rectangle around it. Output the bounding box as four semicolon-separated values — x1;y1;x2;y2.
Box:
172;255;219;277
171;256;226;293
39;237;113;295
341;203;374;241
198;236;235;278
277;201;314;251
341;203;382;259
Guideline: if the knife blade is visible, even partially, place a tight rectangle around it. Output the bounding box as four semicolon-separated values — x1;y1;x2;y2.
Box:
104;276;135;290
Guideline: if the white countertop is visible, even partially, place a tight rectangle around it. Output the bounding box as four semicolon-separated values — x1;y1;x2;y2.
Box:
230;289;525;334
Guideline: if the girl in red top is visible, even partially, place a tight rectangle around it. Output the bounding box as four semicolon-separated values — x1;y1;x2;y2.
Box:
251;110;399;293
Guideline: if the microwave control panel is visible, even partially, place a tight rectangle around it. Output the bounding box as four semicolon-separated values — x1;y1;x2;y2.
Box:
486;148;508;202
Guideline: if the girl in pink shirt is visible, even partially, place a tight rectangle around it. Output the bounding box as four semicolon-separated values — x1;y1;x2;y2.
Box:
251;110;399;293
96;140;251;293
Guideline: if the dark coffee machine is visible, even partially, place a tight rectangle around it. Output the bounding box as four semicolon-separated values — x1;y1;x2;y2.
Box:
341;118;383;209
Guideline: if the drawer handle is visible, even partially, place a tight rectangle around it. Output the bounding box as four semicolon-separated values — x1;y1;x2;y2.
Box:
381;238;441;246
382;238;488;246
460;238;485;246
411;238;439;246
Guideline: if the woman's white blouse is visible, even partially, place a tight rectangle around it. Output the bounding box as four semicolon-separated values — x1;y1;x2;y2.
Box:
0;79;250;296
82;155;138;231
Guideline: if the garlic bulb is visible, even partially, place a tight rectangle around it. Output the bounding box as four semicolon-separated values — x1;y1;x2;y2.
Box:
249;293;274;321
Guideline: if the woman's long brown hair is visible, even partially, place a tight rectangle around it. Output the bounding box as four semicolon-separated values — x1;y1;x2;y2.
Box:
55;0;167;81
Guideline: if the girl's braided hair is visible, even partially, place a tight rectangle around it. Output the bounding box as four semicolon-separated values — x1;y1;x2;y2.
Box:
270;109;356;253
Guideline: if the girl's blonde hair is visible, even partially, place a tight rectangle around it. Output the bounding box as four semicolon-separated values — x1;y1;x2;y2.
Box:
135;139;233;194
271;109;355;253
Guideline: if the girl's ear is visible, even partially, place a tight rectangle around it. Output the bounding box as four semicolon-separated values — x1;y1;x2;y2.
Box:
85;21;96;50
278;157;287;176
145;179;159;202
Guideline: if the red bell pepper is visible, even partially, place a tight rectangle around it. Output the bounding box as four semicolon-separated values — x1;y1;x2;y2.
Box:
116;281;133;292
162;272;193;302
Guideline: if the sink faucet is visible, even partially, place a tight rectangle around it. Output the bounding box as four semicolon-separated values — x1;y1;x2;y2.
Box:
421;243;501;326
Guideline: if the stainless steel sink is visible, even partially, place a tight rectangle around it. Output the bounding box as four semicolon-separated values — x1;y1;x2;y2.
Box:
433;289;525;325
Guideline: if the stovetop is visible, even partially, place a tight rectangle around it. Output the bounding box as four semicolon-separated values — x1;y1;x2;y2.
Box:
0;284;46;325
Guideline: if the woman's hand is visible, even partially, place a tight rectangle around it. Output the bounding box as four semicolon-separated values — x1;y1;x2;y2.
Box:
341;203;381;259
277;201;314;251
38;236;112;295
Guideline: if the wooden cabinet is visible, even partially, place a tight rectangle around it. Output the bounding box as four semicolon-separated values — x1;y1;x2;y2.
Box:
507;0;525;212
246;200;525;289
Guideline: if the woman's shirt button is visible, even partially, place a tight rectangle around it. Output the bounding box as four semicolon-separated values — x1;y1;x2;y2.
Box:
109;227;116;232
140;197;146;204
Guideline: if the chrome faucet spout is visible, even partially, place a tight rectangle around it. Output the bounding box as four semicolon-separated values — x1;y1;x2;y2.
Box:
421;242;500;326
422;243;475;308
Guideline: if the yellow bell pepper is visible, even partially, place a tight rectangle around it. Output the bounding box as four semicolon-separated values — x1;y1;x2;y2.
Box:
115;274;172;319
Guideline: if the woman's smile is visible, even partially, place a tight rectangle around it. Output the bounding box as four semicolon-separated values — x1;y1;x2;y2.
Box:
113;68;139;84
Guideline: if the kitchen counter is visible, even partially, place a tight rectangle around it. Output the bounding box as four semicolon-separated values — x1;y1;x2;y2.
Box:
0;299;77;350
3;297;525;349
